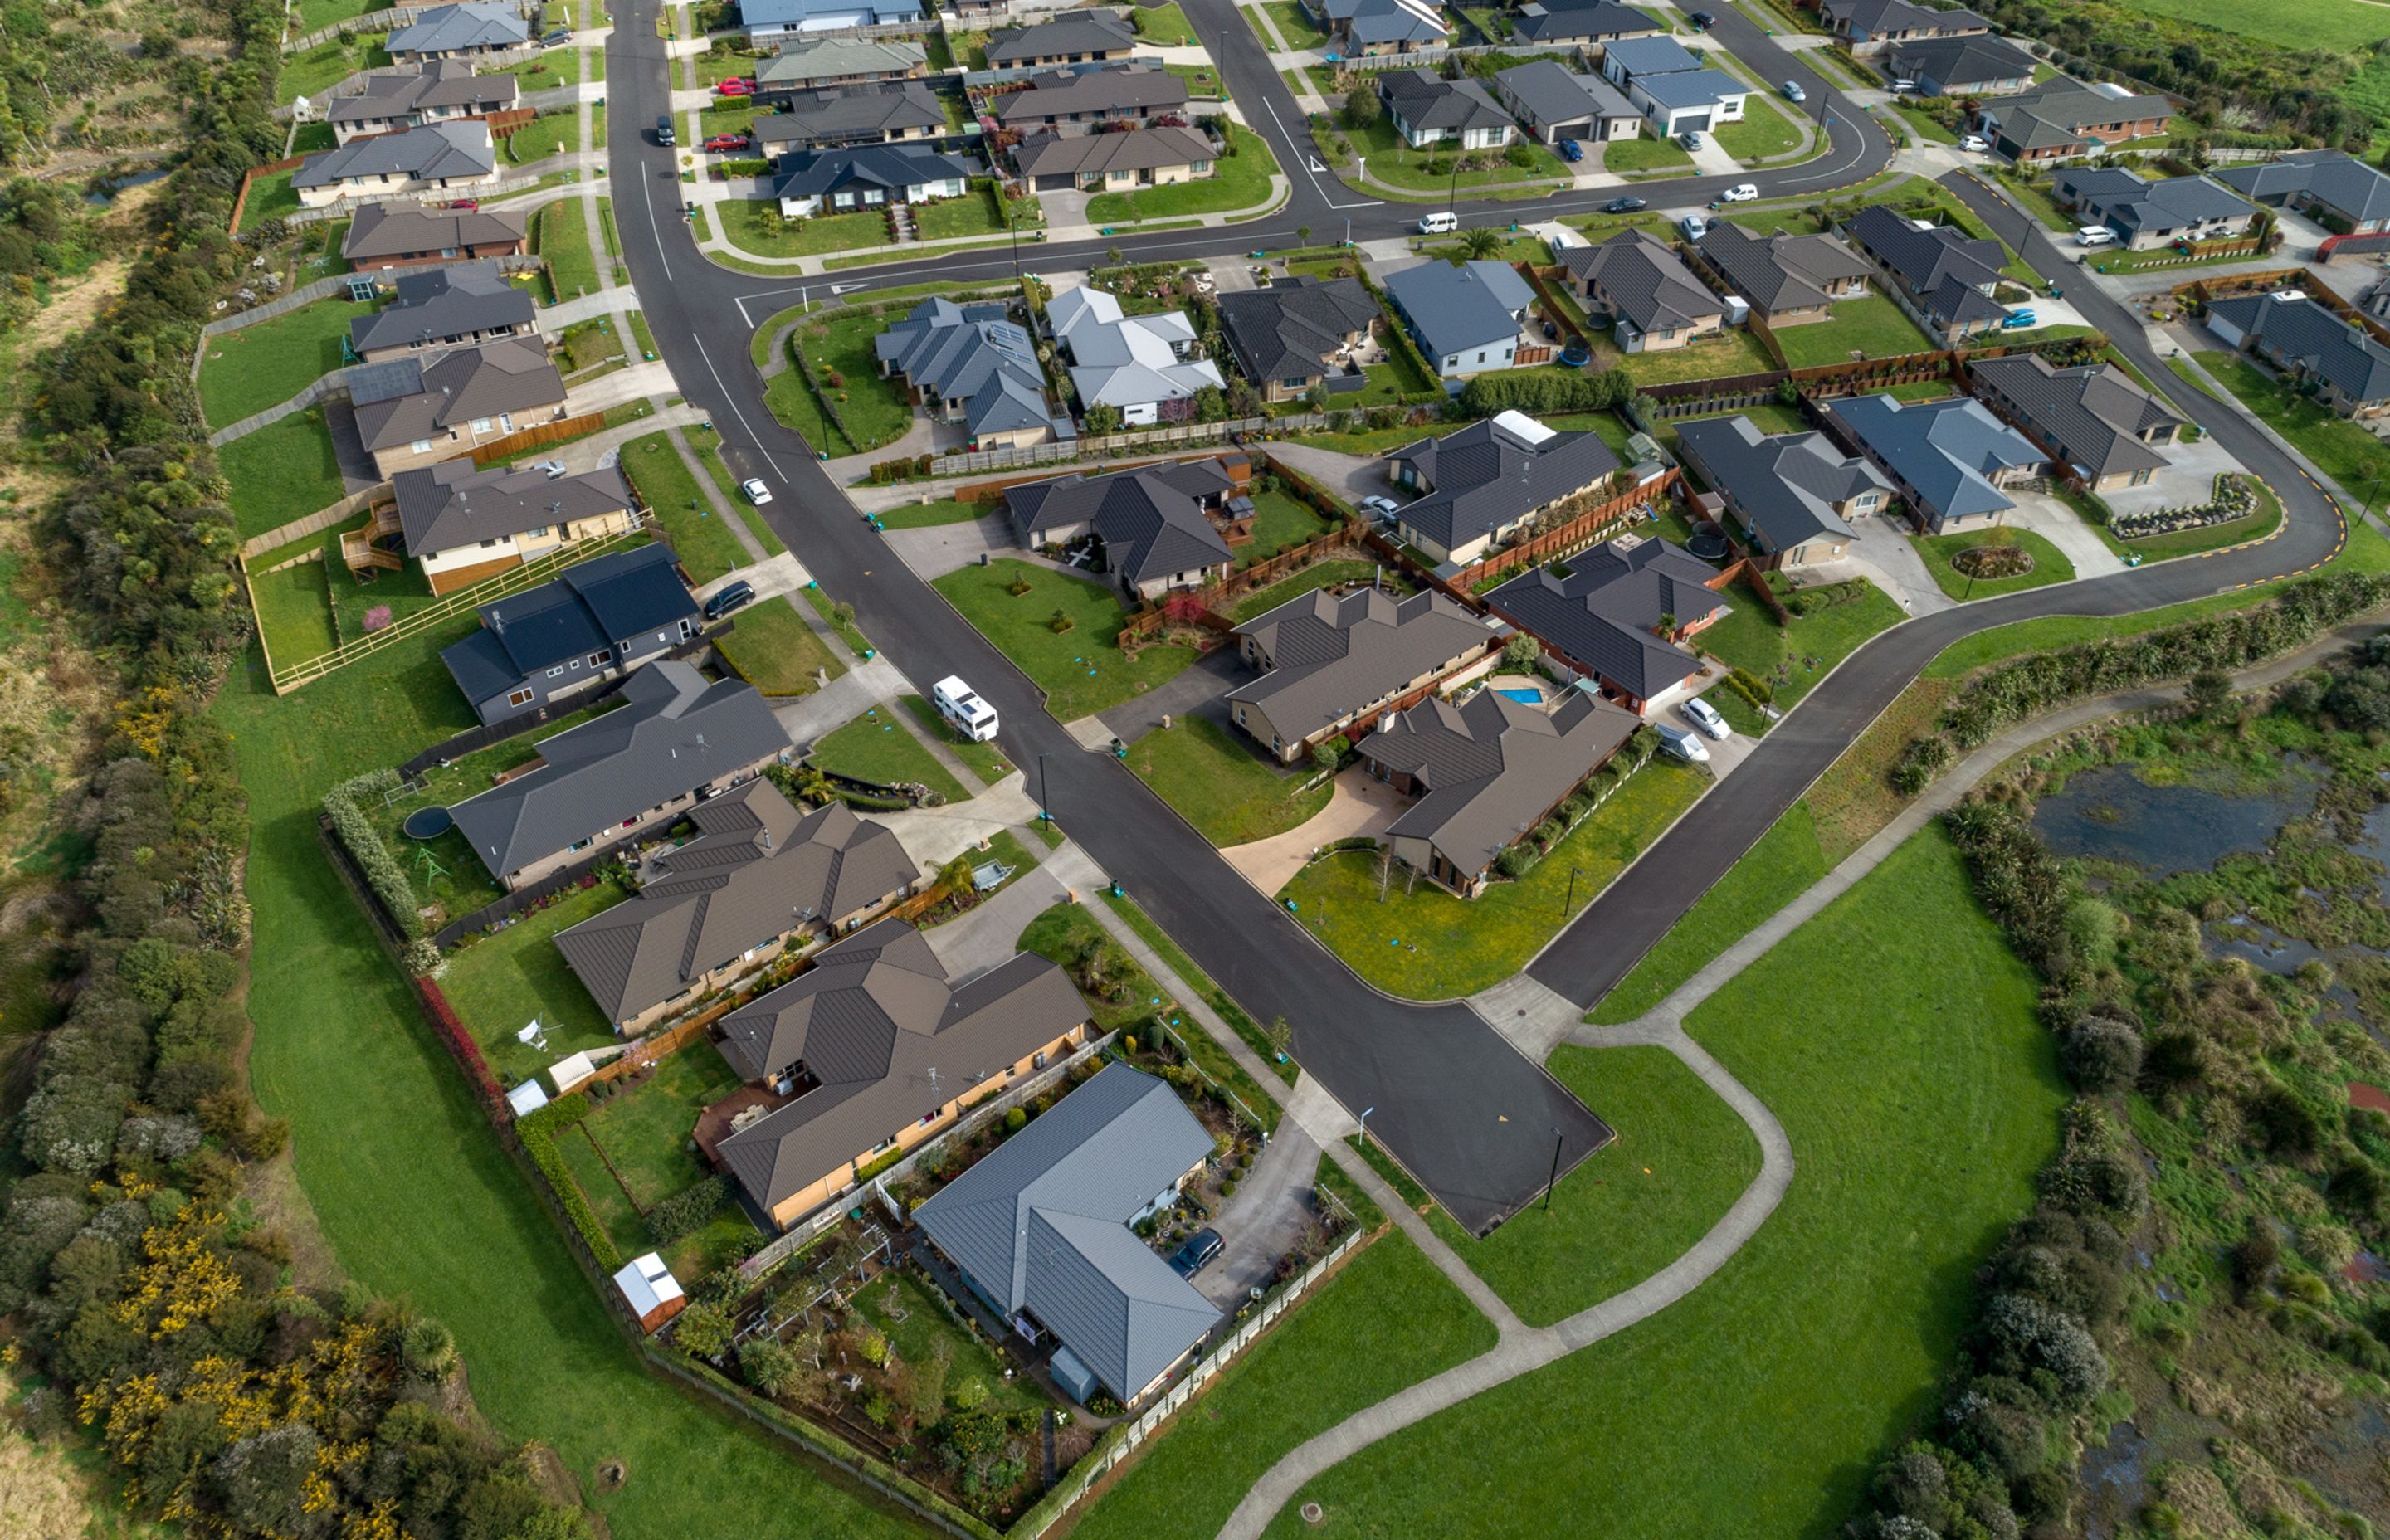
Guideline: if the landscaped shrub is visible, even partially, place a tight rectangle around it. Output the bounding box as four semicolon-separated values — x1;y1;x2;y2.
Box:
518;1092;622;1271
647;1174;730;1246
675;1300;734;1357
416;979;503;1114
323;768;422;939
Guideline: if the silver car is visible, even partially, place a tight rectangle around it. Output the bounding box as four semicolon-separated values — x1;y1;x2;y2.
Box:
740;477;773;505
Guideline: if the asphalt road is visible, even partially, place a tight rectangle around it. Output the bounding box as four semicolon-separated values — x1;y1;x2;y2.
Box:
602;7;2349;1230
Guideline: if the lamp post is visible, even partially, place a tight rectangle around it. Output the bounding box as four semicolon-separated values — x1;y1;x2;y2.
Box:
1544;1127;1563;1211
1562;863;1581;917
1036;750;1052;827
1356;1104;1376;1148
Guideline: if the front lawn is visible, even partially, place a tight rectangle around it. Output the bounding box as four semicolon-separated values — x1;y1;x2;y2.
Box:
898;694;1012;784
808;704;972;804
1336;116;1567;197
2111;478;2284;560
1913;525;2076;601
497;46;598;87
615;431;753;584
876;499;989;529
915;182;1032;243
1133;0;1194;39
932;560;1199;723
1086;124;1280;222
2194;349;2390;506
762;350;858;459
220;409;349;539
198;298;377;430
716;198;888;257
714;596;844;695
1127;717;1333;847
440;879;629;1084
789;310;916;450
1690;575;1905;731
1602;134;1693;174
535;198;600;300
1712;90;1804;163
1277;758;1709;999
1261;0;1328;47
1768;295;1937;368
505;112;583;164
1890;101;1958;144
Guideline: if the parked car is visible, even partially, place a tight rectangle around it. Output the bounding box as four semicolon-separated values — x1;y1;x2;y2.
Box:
1359;494;1399;522
1688;8;1715;26
1559;137;1583;162
1169;1229;1224;1279
740;476;773;504
715;77;754;95
2076;225;2117;248
2001;309;2039;329
704;133;751;153
1417;210;1460;235
448;197;480;212
1680;212;1710;241
1602;194;1646;213
1782;80;1806;102
533;460;568;479
1653;720;1711;763
1677;129;1704;150
655;115;676;147
703;580;756;621
1720;183;1759;202
1682;697;1733;741
1889;77;1917;92
540;26;571;45
1959;134;1989;152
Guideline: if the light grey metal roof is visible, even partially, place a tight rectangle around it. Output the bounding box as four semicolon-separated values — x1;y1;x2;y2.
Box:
1602;35;1700;79
1005;458;1236;585
1635;66;1746;111
993;65;1187;123
1693;222;1871;314
295;119;496;190
757;37;927;85
349;336;564;451
2215;150;2390;225
1216;276;1382;386
1675;414;1886;556
343;199;527;260
1226;587;1495;735
985;9;1136;62
393;457;632;554
1968;353;2178;480
744;0;924;25
913;1063;1218;1401
384;2;529;56
1383;257;1536;359
1388;413;1623;553
349;258;535;353
1486;538;1728;699
1496;60;1635;129
1830;392;2041;524
1558;228;1723;336
2205;292;2390;405
754;81;944;147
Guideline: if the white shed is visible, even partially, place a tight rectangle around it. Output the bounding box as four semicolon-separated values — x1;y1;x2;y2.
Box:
612;1251;687;1333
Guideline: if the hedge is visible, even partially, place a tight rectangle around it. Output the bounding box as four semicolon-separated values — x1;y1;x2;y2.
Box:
417;978;504;1115
519;1092;623;1271
648;1173;730;1246
324;768;422;938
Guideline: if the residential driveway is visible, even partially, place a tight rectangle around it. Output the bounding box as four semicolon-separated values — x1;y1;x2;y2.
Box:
921;865;1070;982
1265;443;1393;507
1685;134;1744;179
873;783;1044;875
2098;432;2248;520
2002;488;2125;578
1035;187;1093;231
1098;646;1251;741
1806;514;1957;616
885;511;1020;580
1193;1121;1324;1310
1219;768;1404;897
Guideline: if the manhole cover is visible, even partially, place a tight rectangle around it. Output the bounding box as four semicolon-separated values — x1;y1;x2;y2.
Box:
1301;1503;1324;1525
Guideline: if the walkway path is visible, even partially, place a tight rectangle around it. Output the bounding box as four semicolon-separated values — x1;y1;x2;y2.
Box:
664;422;764;563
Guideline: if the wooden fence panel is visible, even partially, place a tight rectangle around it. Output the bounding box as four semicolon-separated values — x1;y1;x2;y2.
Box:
469;409;608;465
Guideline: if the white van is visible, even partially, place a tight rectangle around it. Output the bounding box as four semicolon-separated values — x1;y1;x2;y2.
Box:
2076;224;2118;248
1652;720;1710;763
1417;211;1460;236
932;675;1000;743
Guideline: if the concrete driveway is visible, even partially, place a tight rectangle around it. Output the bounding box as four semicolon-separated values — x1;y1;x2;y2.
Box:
921;865;1071;982
2099;432;2248;520
885;511;1021;580
1219;768;1404;896
1193;1122;1324;1310
1099;646;1251;741
1263;444;1396;507
2002;489;2125;578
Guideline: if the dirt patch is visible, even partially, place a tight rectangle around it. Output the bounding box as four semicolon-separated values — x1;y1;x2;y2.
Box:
2349;1080;2390;1115
239;1151;348;1294
594;1458;627;1493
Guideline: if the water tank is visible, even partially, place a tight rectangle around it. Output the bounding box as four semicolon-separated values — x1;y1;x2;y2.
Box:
1722;295;1750;327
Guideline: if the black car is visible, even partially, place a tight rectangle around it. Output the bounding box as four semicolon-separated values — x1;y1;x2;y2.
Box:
1689;7;1715;24
703;579;755;621
1602;195;1647;214
1168;1228;1223;1279
540;26;571;45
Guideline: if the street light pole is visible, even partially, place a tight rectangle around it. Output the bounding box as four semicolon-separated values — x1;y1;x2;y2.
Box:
1357;1104;1376;1148
1036;751;1051;826
1562;864;1581;917
1544;1128;1563;1211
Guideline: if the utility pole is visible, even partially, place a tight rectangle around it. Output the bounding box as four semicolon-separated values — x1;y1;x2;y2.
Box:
1036;751;1052;827
1562;864;1581;916
1544;1128;1563;1211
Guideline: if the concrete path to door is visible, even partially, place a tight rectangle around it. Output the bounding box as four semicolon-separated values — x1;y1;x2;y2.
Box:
1217;769;1403;897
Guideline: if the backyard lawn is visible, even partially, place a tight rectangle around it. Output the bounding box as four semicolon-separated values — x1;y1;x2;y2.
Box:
237;169;300;231
1768;295;1936;369
2194;349;2390;506
1615;328;1776;386
280;34;389;105
583;1043;744;1212
220;409;349;540
1088;125;1280;222
1127;717;1333;847
198;298;377;430
1238;489;1338;567
615;431;754;584
438;880;627;1083
1277;758;1709;998
716;198;888;257
1232;559;1398;621
933;560;1199;722
808;704;972;804
246;558;339;668
1913;526;2076;601
715;596;845;695
1266;829;2062;1539
900;694;1013;784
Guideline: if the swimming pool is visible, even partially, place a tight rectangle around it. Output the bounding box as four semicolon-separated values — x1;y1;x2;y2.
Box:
1495;687;1544;704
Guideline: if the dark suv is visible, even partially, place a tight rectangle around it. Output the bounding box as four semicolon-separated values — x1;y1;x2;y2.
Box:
1168;1228;1223;1279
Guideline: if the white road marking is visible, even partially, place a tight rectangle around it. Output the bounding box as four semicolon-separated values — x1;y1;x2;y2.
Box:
691;337;789;482
638;168;675;282
1261;95;1380;212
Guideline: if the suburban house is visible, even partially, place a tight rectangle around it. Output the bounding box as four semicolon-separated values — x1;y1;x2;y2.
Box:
448;660;793;891
1827;392;2042;533
2202;291;2390;420
341;199;528;270
383;2;530;64
554;786;919;1033
1311;0;1449;56
1627;64;1749;137
1485;536;1731;714
1692;222;1871;326
1360;687;1641;897
984;9;1139;66
437;541;700;725
1377;69;1517;150
1885;33;2037;95
754;82;946;153
348;337;568;479
1509;0;1664;51
992;66;1188;135
1597;34;1702;90
1557;229;1725;353
1228;587;1498;763
876;295;1057;449
703;919;1090;1231
742;0;926;45
773;144;975;217
1016;125;1216;193
754;37;929;100
1216;276;1384;403
327;60;517;144
1387;411;1624;566
1674;414;1891;569
1382;258;1542;379
1494;60;1643;147
1048;287;1222;424
392;459;640;593
911;1064;1217;1407
1839;203;2011;347
349;259;537;363
1004;457;1247;598
1967;353;2181;490
292;119;499;208
1978;80;2173;163
1818;0;1990;50
2214;150;2390;235
2053;167;2259;251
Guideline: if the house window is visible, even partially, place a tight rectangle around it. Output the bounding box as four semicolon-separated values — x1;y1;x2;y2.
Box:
569;837;592;851
471;417;493;433
410;438;433;453
526;526;549;539
546;665;564;679
507;687;534;706
588;649;612;666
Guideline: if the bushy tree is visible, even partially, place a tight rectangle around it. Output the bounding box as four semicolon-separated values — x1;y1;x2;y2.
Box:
675;1301;734;1357
2060;1015;2142;1094
742;1336;801;1397
1973;1294;2108;1411
1343;86;1379;129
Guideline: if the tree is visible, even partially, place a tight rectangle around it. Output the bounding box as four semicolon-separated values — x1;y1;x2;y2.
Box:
1297;225;1312;244
1265;1015;1295;1060
1343;86;1379;130
1085;402;1122;434
1460;226;1503;261
909;1338;952;1425
1501;633;1541;669
1192;383;1227;422
2186;666;2234;716
743;1336;802;1397
675;1300;734;1357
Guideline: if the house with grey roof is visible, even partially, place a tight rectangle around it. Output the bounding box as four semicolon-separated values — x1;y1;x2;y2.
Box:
993;65;1187;136
2053;167;2258;251
1627;65;1750;138
773;144;976;217
1047;287;1222;425
439;540;700;725
1557;229;1724;353
1598;34;1702;90
391;459;641;592
1016;124;1218;193
1494;60;1641;147
448;660;794;890
741;0;924;45
1839;203;2011;346
754;81;945;153
876;295;1058;450
293;119;499;208
755;37;928;100
349;258;538;363
913;1063;1217;1406
342;199;527;270
1004;457;1241;599
555;787;919;1033
1216;276;1385;403
1675;415;1891;568
349;337;568;478
1510;0;1663;52
2203;291;2390;420
704;919;1090;1231
1968;353;2181;490
1227;587;1499;763
327;60;518;144
1312;0;1449;56
2214;150;2390;235
1827;392;2041;532
1979;80;2172;163
1359;687;1641;896
985;9;1138;66
384;2;530;63
1376;70;1517;151
1382;259;1540;379
1885;32;2036;95
1485;537;1730;714
1692;221;1871;325
1386;410;1625;566
1820;0;1990;51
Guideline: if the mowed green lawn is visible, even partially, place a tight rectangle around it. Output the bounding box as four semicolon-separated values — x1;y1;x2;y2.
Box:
2195;350;2390;504
439;880;626;1083
1691;577;1906;734
198;300;376;430
1087;124;1283;222
1769;295;1937;369
1266;828;2064;1538
810;704;971;804
219;409;350;540
1126;716;1331;846
714;595;845;694
933;559;1198;723
1913;526;2076;601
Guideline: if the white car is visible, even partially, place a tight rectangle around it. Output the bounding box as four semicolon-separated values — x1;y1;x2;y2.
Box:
1680;212;1710;241
1720;183;1759;202
1358;494;1399;521
1889;77;1917;92
740;477;773;504
1682;697;1733;741
1959;134;1989;152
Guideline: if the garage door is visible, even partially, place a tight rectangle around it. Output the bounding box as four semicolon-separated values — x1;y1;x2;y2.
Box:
1677;110;1712;132
1034;173;1074;192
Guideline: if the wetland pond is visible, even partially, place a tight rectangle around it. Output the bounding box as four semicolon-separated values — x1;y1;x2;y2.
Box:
2032;762;2322;878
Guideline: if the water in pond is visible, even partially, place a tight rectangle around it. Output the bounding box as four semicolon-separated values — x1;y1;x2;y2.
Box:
2032;763;2319;878
2205;919;2360;1010
2352;801;2390;903
85;168;166;204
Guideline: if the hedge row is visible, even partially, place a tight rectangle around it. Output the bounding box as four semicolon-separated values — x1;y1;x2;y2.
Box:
324;768;423;939
416;977;504;1117
647;1173;729;1246
519;1092;622;1272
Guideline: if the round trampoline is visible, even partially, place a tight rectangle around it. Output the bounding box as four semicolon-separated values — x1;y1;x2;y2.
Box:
403;805;456;840
1685;521;1733;563
1559;339;1593;368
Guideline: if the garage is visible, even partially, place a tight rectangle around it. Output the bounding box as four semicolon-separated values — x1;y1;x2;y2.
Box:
1671;108;1712;134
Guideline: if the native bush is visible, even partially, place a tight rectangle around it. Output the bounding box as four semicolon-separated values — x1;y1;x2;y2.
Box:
647;1174;731;1246
2060;1015;2142;1094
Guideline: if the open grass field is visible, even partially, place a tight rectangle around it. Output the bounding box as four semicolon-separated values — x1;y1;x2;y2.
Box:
1769;295;1937;369
899;694;1013;784
1912;526;2076;601
1588;802;1826;1023
809;704;972;804
220;409;349;540
715;596;845;695
198;299;375;430
933;559;1198;722
614;431;753;584
1265;828;2063;1538
2110;0;2390;49
1127;717;1333;847
1088;124;1280;222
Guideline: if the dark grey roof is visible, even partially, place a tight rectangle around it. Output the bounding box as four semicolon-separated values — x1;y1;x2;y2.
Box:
744;0;923;25
1885;32;2035;87
1675;415;1887;556
439;541;695;703
1383;258;1537;359
1016;125;1215;178
449;661;793;880
1968;353;2178;480
1495;60;1635;127
2053;167;2256;238
1988;81;2172;154
1362;689;1639;879
2215;150;2390;225
384;1;529;55
555;786;919;1024
1829;392;2041;523
993;65;1187;124
1823;0;1990;32
349;259;534;354
1510;0;1661;44
1839;204;2007;329
1388;413;1623;553
985;9;1136;62
754;82;944;147
1216;277;1383;386
757;37;926;85
1602;35;1700;79
913;1063;1217;1401
350;336;563;451
1558;228;1723;336
343;199;527;260
327;60;518;124
1694;222;1871;314
394;459;632;553
1005;459;1236;586
295;119;495;190
773;144;978;200
1377;70;1516;136
715;920;1090;1211
1485;538;1727;699
875;296;1052;438
1226;587;1494;734
2205;292;2390;406
1319;0;1449;46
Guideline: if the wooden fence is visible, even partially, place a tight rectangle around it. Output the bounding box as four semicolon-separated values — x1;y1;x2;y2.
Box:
469;409;609;465
1444;470;1680;592
928;414;1333;477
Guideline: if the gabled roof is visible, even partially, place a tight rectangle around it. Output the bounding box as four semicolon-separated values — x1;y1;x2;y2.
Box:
1968;353;2179;480
343;199;527;260
1558;228;1724;336
1318;0;1449;45
1839;204;2007;328
874;296;1053;438
755;81;944;146
2215;149;2390;226
1216;276;1383;385
1510;0;1661;44
1988;81;2172;153
1006;459;1236;584
773;143;978;199
913;1063;1218;1401
1362;689;1639;879
349;258;535;353
744;0;924;24
2052;167;2256;235
1485;538;1727;699
1389;412;1623;553
439;541;695;704
2204;292;2390;407
757;37;927;84
1227;587;1494;734
1377;70;1517;136
554;786;919;1024
1675;415;1887;556
349;336;564;451
384;2;529;55
1602;35;1702;78
1495;59;1636;126
1885;32;2036;87
448;661;793;880
295;119;496;189
1695;222;1871;314
1015;124;1215;178
1831;392;2041;523
993;65;1187;123
1823;0;1991;33
1383;258;1536;359
393;458;632;554
326;60;518;124
1048;288;1222;411
985;9;1136;62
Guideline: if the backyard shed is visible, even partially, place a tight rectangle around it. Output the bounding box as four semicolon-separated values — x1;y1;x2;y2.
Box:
613;1252;687;1333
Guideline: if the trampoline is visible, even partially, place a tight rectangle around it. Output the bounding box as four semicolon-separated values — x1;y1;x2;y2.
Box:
1559;339;1593;368
1685;522;1733;563
403;805;455;840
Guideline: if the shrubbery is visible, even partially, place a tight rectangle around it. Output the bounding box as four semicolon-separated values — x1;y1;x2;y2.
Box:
648;1173;731;1245
324;768;423;939
1458;364;1635;417
519;1094;623;1270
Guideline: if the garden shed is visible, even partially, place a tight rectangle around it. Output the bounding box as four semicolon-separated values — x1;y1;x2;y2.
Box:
613;1251;687;1333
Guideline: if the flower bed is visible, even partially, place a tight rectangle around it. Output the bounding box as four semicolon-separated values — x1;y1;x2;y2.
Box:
2107;472;2259;541
1951;543;2036;580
